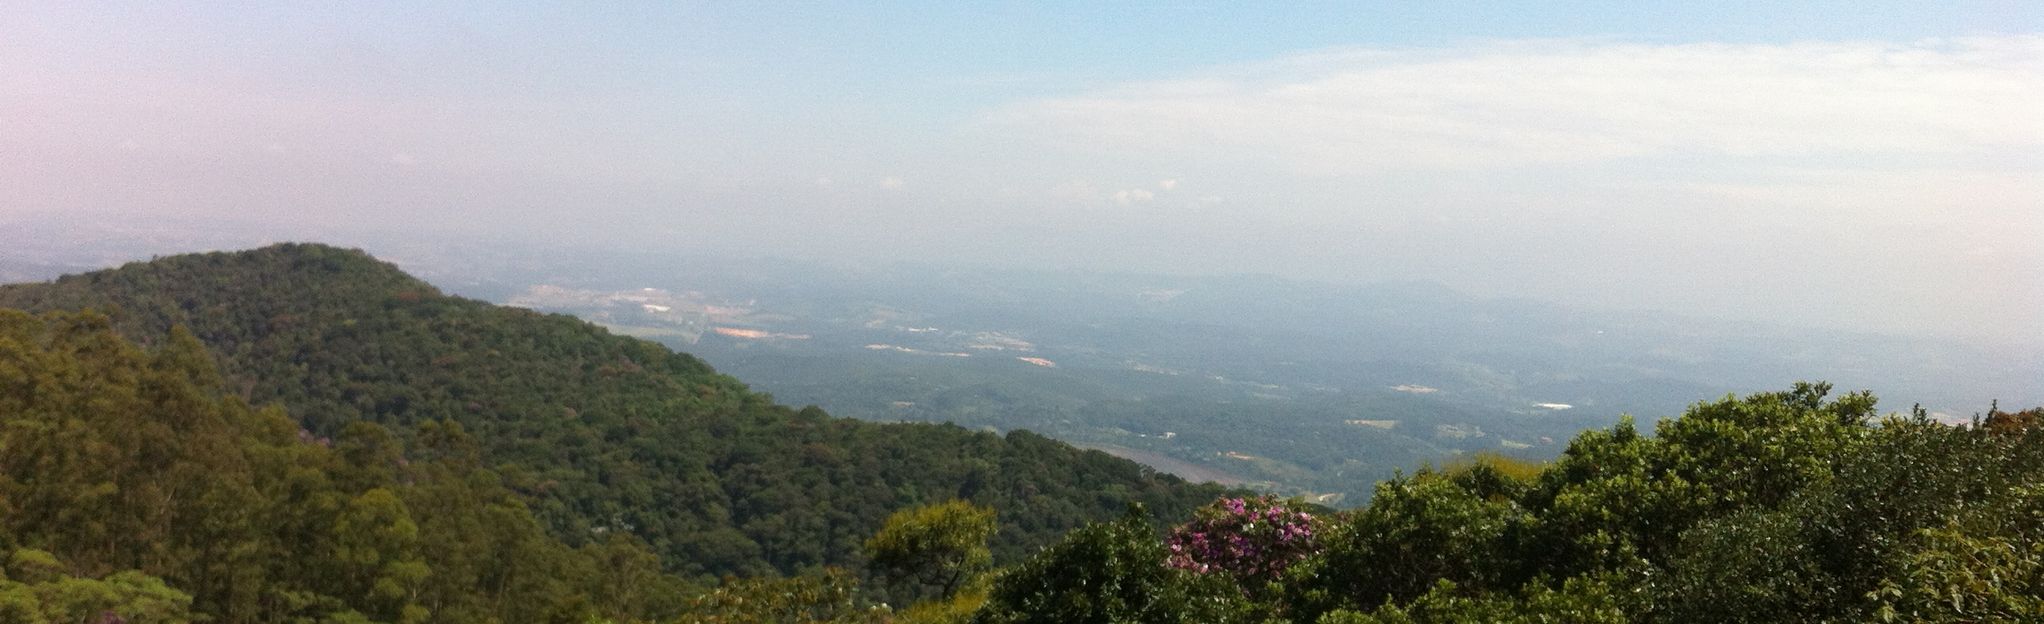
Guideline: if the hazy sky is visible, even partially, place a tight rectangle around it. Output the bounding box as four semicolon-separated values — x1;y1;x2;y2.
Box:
3;2;2040;342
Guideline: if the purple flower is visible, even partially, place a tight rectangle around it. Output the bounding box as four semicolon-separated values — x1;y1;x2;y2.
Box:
1164;495;1322;579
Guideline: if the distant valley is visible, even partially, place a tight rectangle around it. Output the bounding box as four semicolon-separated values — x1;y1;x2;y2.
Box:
6;231;2033;503
370;243;2038;504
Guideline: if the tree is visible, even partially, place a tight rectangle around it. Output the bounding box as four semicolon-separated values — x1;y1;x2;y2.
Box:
1870;525;2044;622
972;506;1248;624
0;549;196;624
679;569;886;624
866;500;997;600
330;488;429;623
1286;473;1521;620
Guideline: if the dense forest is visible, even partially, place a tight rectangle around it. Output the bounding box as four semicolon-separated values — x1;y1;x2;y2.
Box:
0;245;1228;619
667;385;2043;623
1;309;683;622
960;385;2044;623
2;245;2038;623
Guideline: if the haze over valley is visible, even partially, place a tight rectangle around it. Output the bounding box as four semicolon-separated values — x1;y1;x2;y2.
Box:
5;225;2035;504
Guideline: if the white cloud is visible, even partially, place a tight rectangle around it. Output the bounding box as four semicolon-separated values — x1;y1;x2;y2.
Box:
1158;178;1179;191
1111;188;1156;205
965;38;2042;342
986;36;2044;174
878;176;905;189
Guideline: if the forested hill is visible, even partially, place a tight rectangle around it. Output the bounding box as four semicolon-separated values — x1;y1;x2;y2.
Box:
0;243;1229;579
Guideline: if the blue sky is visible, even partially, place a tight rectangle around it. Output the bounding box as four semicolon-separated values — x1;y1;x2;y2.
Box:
2;2;2040;341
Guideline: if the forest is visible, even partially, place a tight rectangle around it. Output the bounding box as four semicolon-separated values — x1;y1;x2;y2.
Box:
1;245;2037;623
0;245;1227;621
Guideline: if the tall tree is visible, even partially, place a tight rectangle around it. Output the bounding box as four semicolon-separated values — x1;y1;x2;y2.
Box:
866;500;997;601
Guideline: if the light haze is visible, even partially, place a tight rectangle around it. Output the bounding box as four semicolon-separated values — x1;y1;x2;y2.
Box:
2;2;2038;343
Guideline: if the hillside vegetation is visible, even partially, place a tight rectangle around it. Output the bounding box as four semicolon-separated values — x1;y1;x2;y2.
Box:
958;384;2044;623
1;309;685;622
693;385;2041;623
0;245;1226;585
2;244;2036;623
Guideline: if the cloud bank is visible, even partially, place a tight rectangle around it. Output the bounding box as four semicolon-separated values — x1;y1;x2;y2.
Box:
988;37;2043;173
973;37;2040;341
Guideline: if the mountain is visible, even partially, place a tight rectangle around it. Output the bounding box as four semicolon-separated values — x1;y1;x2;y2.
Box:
0;243;1228;582
1;308;674;623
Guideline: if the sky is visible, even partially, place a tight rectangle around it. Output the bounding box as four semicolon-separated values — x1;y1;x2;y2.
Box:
2;1;2040;343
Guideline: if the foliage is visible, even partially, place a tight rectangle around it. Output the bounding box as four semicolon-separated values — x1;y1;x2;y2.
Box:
1284;469;1524;620
0;310;683;623
1317;574;1630;624
866;500;997;601
676;569;888;624
892;580;991;624
971;507;1250;624
1982;405;2043;436
1282;384;2041;622
1869;523;2044;621
1438;451;1544;489
0;549;195;624
0;244;1228;584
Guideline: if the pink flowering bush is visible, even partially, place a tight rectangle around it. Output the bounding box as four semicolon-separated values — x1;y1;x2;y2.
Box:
1165;496;1321;586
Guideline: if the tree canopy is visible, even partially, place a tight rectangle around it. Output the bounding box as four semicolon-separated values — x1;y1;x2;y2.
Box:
0;244;1229;585
967;383;2044;623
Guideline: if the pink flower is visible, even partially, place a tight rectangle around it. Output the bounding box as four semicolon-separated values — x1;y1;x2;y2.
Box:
1164;496;1321;580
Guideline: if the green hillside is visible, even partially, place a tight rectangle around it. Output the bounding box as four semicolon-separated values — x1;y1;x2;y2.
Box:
0;244;1228;582
1;309;683;622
